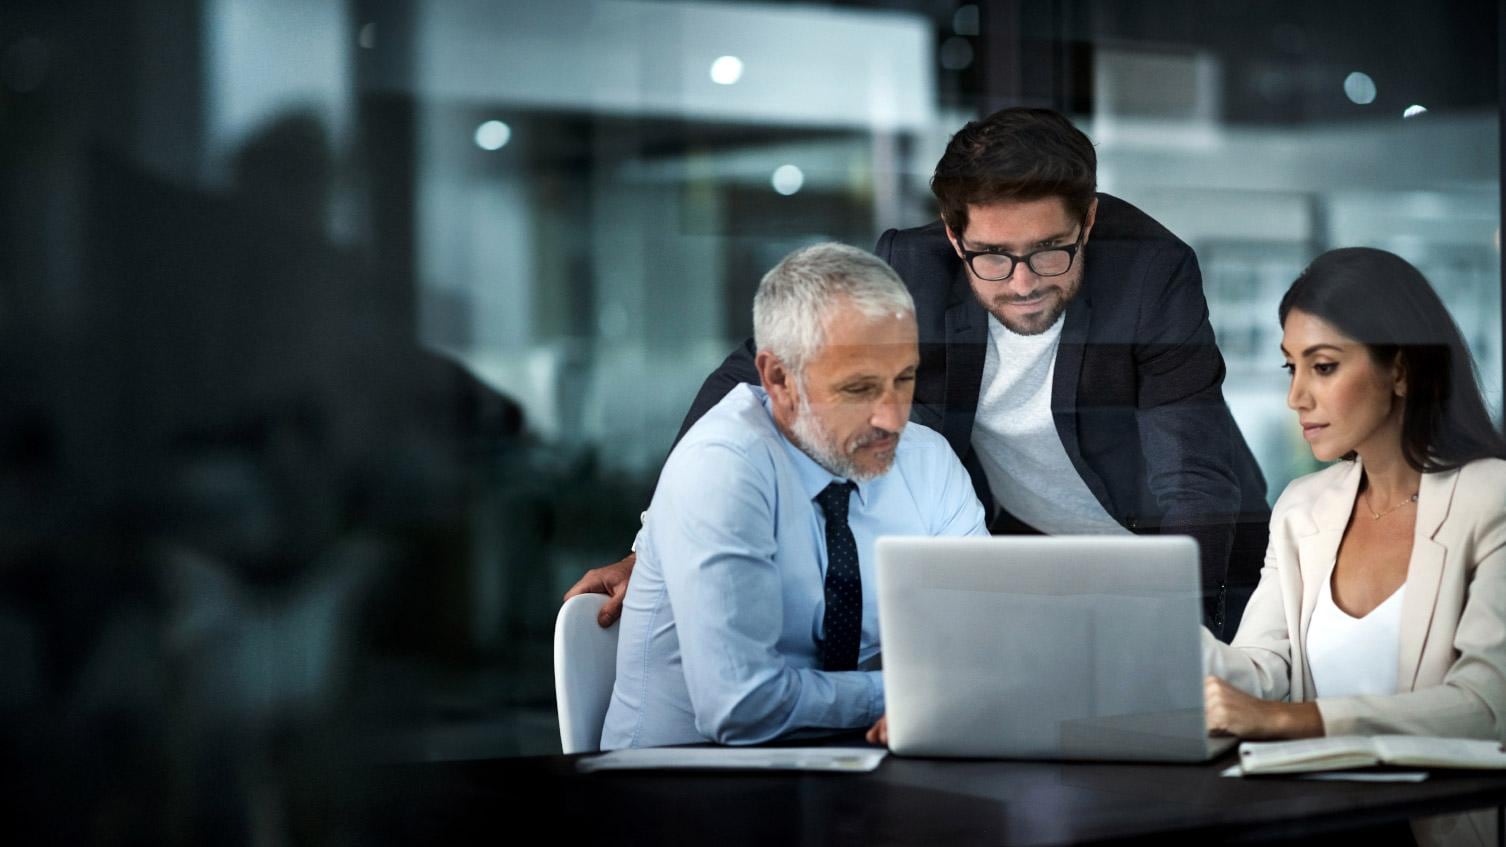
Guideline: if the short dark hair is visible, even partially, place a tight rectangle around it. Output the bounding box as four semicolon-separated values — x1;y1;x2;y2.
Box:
1278;247;1506;472
930;108;1097;236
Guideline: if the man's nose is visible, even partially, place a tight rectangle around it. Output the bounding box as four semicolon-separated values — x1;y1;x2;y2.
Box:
1004;260;1041;295
871;388;908;432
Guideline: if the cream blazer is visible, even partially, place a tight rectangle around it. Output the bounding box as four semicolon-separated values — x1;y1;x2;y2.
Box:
1206;456;1506;738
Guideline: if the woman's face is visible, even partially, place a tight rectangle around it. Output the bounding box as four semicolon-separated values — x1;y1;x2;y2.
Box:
1281;309;1405;463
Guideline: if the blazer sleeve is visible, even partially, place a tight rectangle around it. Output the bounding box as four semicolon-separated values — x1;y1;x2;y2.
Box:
1316;502;1506;739
671;338;760;448
1203;511;1295;701
1131;243;1244;615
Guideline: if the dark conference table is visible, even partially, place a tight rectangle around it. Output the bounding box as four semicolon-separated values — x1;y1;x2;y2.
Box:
373;736;1506;845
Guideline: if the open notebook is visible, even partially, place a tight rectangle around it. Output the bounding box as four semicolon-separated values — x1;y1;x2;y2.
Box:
1235;736;1506;776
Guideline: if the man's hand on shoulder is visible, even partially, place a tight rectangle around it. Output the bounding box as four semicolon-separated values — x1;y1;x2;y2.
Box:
563;552;637;627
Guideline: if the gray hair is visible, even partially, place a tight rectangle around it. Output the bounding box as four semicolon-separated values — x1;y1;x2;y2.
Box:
752;242;915;376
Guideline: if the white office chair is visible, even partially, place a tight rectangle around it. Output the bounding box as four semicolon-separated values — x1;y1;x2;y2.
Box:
553;593;620;754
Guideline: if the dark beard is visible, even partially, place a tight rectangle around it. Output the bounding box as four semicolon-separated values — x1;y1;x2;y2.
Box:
991;292;1067;335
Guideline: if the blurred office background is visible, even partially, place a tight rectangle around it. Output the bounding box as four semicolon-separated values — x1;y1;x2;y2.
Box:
0;0;1500;841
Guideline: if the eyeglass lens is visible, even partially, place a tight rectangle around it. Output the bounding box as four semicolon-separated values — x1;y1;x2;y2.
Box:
972;248;1073;279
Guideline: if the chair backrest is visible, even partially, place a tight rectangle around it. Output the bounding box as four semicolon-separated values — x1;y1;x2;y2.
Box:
553;593;620;754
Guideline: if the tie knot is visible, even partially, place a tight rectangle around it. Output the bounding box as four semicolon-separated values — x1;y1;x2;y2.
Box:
816;481;856;520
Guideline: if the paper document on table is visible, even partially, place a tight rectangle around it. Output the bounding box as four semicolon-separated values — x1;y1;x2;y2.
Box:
576;747;886;773
1299;771;1429;783
1220;763;1428;782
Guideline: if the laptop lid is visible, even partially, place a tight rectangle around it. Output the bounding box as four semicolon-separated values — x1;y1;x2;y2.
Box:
877;535;1228;761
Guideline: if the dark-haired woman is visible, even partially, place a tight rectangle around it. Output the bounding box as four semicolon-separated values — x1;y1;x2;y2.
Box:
1202;247;1506;846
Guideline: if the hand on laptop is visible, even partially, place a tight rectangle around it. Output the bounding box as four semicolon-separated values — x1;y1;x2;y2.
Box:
865;715;888;746
563;552;636;627
1204;675;1323;740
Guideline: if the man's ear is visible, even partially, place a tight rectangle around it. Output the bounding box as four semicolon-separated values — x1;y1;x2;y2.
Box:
756;350;798;414
1080;196;1099;245
942;222;965;259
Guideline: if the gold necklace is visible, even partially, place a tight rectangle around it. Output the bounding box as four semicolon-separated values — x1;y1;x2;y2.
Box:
1365;489;1418;520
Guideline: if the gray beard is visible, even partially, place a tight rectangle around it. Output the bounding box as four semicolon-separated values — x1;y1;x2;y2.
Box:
788;389;892;482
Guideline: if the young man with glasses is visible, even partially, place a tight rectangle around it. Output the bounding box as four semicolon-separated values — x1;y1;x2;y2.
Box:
570;108;1269;639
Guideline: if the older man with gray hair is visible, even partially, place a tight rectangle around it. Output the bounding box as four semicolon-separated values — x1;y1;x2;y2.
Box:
600;243;987;749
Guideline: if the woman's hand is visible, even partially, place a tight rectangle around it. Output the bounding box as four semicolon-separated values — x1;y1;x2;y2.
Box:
865;715;888;746
1204;676;1324;739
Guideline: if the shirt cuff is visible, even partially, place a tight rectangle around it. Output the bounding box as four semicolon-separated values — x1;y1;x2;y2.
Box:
864;670;885;724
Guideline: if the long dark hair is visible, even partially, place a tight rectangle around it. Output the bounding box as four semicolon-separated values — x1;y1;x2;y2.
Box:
1278;247;1506;472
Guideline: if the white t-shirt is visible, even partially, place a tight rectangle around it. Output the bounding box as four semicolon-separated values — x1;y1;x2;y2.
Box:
969;313;1129;535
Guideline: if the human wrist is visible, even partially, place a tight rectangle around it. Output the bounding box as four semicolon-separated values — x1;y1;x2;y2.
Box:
1274;701;1323;739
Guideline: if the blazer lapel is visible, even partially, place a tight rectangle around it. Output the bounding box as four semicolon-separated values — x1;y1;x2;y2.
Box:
942;265;987;453
1050;290;1114;507
1297;462;1364;659
1397;468;1460;691
1050;293;1088;429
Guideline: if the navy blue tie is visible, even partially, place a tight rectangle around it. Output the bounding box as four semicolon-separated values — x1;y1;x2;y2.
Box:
816;481;861;672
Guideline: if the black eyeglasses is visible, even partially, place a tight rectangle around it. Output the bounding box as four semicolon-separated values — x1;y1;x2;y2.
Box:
958;228;1084;281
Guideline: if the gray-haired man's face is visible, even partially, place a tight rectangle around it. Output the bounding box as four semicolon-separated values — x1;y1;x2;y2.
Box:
785;302;919;481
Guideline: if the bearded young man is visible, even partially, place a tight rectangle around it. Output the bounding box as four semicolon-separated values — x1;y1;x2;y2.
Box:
572;108;1269;639
599;243;986;749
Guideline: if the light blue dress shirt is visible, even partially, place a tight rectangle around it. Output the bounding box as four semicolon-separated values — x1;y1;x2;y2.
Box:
601;384;988;749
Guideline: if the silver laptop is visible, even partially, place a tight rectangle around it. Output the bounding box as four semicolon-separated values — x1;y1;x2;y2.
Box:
876;535;1236;761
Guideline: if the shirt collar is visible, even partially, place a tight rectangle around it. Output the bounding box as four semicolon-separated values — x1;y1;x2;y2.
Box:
754;386;874;508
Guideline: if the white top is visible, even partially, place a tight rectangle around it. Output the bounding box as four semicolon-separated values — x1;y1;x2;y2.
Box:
1306;574;1405;699
969;314;1128;534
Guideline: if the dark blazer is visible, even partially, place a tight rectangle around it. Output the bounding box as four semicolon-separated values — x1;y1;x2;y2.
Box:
676;194;1269;633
